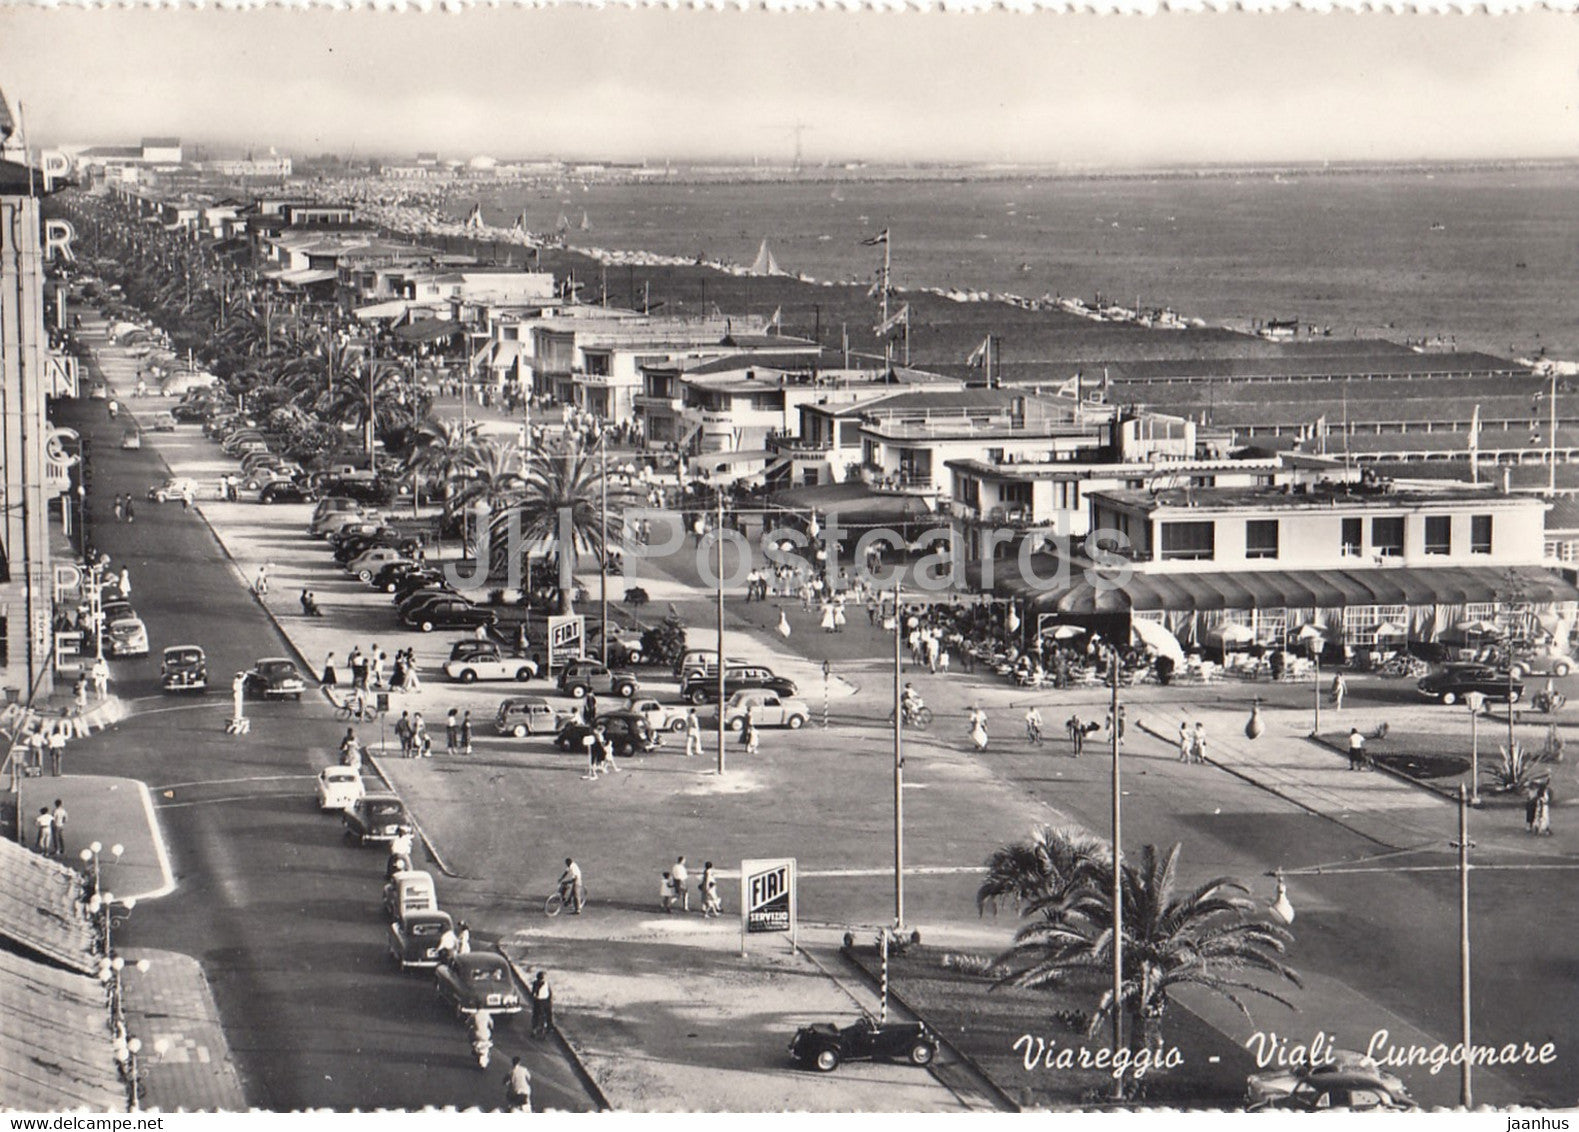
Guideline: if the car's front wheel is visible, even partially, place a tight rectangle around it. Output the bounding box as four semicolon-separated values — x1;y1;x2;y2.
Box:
568;685;586;699
617;682;636;698
729;717;745;732
669;718;687;733
788;715;806;730
908;1041;936;1066
515;668;534;682
689;689;708;705
814;1048;840;1073
1440;691;1458;706
1556;662;1573;677
420;621;435;633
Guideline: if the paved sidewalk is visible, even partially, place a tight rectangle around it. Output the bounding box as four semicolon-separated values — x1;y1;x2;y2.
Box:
16;774;172;901
120;948;249;1111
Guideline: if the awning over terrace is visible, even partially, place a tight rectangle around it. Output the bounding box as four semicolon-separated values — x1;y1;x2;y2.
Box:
0;839;96;973
0;949;122;1111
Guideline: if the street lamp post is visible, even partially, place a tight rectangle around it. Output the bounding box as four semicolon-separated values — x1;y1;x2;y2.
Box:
1108;643;1124;1092
1454;783;1475;1107
1464;692;1485;806
1310;638;1324;737
715;490;726;776
79;841;123;898
892;582;905;932
599;433;609;667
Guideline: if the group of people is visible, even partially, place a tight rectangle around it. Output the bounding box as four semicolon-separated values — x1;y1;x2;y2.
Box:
322;644;422;695
659;855;722;918
31;798;68;856
109;494;136;523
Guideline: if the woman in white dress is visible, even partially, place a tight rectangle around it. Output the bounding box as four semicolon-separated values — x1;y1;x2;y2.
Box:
967;706;989;752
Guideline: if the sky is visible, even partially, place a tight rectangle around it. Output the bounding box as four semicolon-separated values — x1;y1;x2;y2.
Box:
1;5;1577;167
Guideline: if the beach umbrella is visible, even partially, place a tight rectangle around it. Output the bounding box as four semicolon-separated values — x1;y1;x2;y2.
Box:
1130;618;1186;665
1455;619;1503;636
1047;624;1085;641
1210;623;1256;646
1374;622;1404;638
1295;623;1327;642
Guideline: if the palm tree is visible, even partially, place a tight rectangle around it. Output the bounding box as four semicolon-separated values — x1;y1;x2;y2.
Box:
492;446;615;613
977;825;1111;917
993;843;1300;1074
315;358;415;467
404;417;478;514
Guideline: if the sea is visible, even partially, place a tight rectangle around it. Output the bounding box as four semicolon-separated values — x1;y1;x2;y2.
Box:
438;165;1579;361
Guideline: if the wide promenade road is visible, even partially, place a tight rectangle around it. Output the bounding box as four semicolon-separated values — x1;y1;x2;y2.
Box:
61;337;597;1110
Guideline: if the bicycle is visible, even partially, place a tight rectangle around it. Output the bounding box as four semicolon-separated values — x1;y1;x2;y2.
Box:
886;705;933;730
332;690;381;723
544;883;587;917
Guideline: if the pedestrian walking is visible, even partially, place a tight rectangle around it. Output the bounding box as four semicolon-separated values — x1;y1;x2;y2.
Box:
1330;673;1347;711
118;568;131;598
123;497;134;523
1178;720;1192;763
1347;727;1366;770
968;705;989;752
1067;715;1085;757
1532;780;1553;835
583;691;598;725
27;726;46;775
1191;721;1207;765
744;710;760;756
683;708;701;758
670;856;690;910
321;652;338;688
48;724;66;776
395;711;414;758
445;709;459;756
1105;705;1127;748
91;656;109;700
50;798;67;855
460;710;474;755
73;676;87;716
529;972;554;1039
34;807;53;853
700;861;722;917
112;495;124;522
1024;705;1044;745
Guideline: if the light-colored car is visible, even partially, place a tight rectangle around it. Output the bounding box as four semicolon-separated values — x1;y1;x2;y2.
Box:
444;640;539;684
626;696;690;733
716;688;811;731
383;870;438;922
494;696;575;737
1245;1051;1411;1109
313;510;374;540
316;765;365;811
105;617;149;658
346;547;408;582
147;477;199;503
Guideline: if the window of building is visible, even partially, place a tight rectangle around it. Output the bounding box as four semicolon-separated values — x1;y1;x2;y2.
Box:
1191;475;1218;488
838;421;862;446
1371;516;1405;557
1471;514;1493;555
1001;482;1032;508
1245;519;1279;560
1159;520;1216;561
1424;515;1452;556
1341;517;1362;557
1342;604;1408;646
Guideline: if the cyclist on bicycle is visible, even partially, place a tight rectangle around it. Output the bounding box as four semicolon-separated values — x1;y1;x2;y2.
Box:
901;683;925;725
558;858;584;914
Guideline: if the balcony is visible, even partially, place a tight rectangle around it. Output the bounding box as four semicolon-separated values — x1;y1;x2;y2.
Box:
864;466;937;495
766;429;832;454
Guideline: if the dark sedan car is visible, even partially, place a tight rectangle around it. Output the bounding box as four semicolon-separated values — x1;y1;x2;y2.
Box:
258;481;316;505
1417;663;1523;706
683;665;798;706
343;794;409;847
160;645;208;693
554;711;656;758
435;952;525;1017
789;1018;938;1072
388;909;454;970
243;657;307;700
1247;1072;1418;1112
170;401;210;423
372;562;438;593
402;598;497;634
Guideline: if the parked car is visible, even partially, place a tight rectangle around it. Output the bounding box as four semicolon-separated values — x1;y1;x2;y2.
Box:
101;601;139;627
149;414;178;433
160;645;207;692
403;599;497;634
789;1018;938;1072
444;640;538;684
674;648;744;683
242;466;303;492
435;951;525;1017
105;617;149;658
169;401;209;423
371;562;436;593
683;664;797;705
316;765;365;811
555;711;656;758
1246;1052;1411;1108
120;429;141;450
383;869;438;922
1417;663;1523;706
397;589;461;619
313;510;375;541
388;909;454;970
259;481;316;505
625;696;690;733
495;696;575;738
146;477;199;503
347;548;410;582
714;689;810;731
243;657;307;700
1502;644;1575;680
1246;1073;1418;1112
343;794;409;846
558;660;639;700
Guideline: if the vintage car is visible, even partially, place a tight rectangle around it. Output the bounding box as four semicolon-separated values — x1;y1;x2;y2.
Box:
715;689;811;731
495;697;575;738
435;951;525;1017
403;598;497;634
625;696;690;733
346;547;410;583
1501;643;1576;679
1246;1052;1412;1108
259;481;316;505
316;765;365;812
343;794;409;847
146;477;199;503
557;660;639;700
105;617;149;658
160;645;207;692
789;1017;938;1072
1417;663;1523;706
554;711;656;758
382;869;438;922
101;600;139;628
1246;1072;1418;1112
444;640;539;684
388;909;454;970
120;429;141;450
683;663;797;706
243;657;307;700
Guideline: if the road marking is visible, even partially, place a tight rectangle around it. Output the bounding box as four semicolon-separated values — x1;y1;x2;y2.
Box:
154;791;307;810
1286;861;1579;876
123;779;177;901
153;773;313;791
122;702;226;719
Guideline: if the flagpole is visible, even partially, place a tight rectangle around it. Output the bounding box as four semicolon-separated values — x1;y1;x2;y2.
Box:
883;232;892;375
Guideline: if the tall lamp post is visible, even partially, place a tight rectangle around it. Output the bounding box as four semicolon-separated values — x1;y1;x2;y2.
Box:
892;582;905;932
1463;692;1485;806
1308;632;1325;737
715;490;726;776
598;432;609;666
1453;784;1475;1107
79;840;123;897
1108;643;1123;1092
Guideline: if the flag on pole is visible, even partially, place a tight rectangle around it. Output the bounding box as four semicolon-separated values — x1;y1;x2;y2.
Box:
1468;403;1481;452
463;203;484;229
874;304;910;337
766;306;782;332
511;210;528;233
861;229;889;246
866;271;887;298
966;336;991;367
1054;374;1081;398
